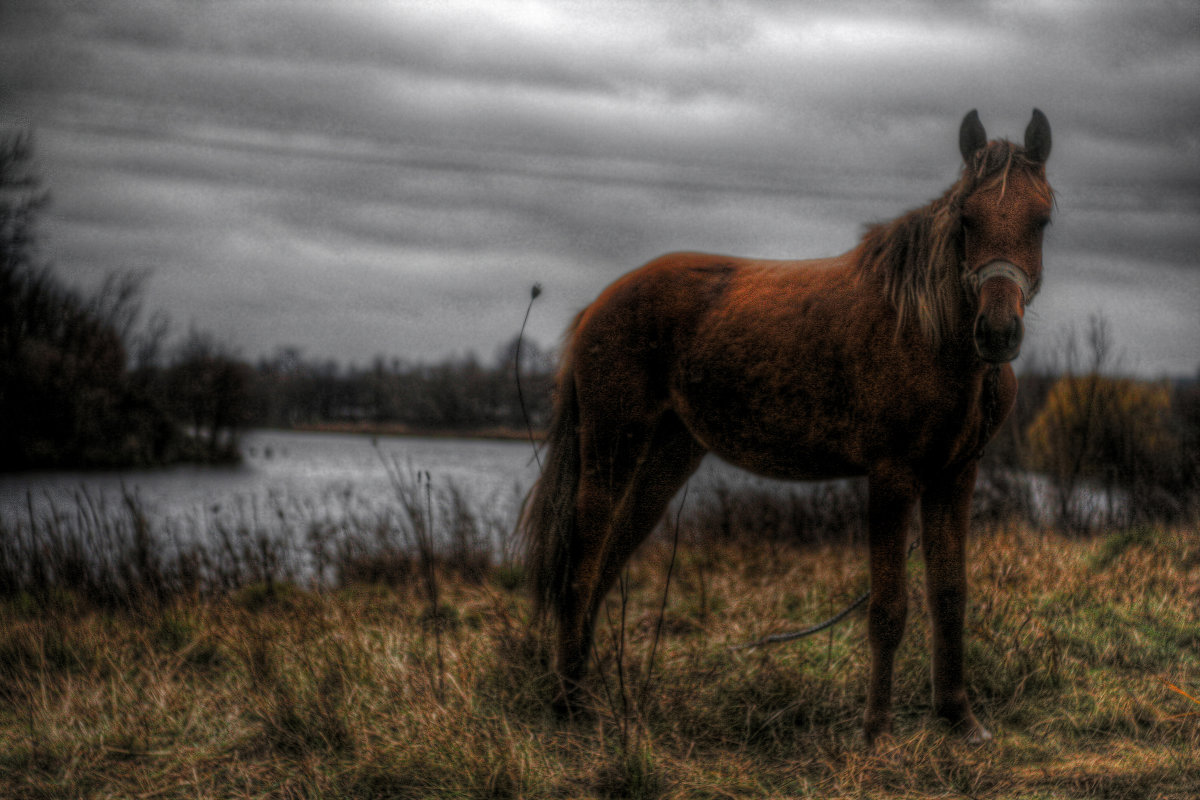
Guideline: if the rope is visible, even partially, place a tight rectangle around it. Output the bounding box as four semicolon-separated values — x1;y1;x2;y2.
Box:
974;363;1002;461
730;590;870;651
730;537;920;652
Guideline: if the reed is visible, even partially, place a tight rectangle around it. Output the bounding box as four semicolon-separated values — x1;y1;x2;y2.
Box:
0;471;512;609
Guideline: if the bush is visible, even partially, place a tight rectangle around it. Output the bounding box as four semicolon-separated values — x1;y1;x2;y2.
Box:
1025;373;1182;527
1;130;248;470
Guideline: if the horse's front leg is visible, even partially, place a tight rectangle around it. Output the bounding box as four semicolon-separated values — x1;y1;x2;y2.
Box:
920;461;992;743
863;472;918;746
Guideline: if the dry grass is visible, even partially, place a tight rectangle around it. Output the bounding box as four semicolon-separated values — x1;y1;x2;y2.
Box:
1;511;1198;798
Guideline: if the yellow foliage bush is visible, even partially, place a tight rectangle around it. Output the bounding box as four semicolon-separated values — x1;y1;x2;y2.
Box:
1025;374;1177;485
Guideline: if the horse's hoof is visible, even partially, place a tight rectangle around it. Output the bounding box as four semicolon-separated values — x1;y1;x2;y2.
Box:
551;699;570;720
551;688;591;722
963;720;993;744
947;711;993;744
937;702;993;744
862;713;893;749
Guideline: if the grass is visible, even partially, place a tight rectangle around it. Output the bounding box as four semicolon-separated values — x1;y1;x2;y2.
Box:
1;482;1198;798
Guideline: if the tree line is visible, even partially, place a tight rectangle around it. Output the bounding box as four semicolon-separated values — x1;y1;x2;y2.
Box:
244;339;553;434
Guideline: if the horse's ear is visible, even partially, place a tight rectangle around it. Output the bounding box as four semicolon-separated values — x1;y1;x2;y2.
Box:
959;109;987;163
1024;108;1051;163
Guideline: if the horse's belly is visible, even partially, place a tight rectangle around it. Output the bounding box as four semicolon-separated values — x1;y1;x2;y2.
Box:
688;422;865;482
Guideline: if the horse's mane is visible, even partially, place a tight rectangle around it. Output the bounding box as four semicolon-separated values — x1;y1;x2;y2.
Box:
857;140;1054;350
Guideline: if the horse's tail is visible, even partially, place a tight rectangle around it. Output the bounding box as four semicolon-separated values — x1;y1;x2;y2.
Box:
521;326;582;624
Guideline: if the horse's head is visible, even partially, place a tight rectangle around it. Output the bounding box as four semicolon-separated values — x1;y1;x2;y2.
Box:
957;109;1053;364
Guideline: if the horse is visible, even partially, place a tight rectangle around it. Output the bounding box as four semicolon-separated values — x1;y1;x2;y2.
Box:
521;109;1053;745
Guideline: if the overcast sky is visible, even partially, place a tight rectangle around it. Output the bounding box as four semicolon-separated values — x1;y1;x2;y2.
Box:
3;0;1198;376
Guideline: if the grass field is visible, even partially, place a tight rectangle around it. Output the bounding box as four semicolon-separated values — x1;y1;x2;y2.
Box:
2;504;1198;798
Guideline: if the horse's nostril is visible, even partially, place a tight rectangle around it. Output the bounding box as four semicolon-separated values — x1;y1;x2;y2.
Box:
974;313;1022;362
1006;317;1023;350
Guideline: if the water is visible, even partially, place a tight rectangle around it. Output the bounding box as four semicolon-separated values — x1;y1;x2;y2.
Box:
0;429;812;533
0;430;542;532
0;428;1115;537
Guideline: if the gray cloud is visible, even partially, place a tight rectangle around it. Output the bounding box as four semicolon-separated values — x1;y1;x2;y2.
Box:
3;0;1198;375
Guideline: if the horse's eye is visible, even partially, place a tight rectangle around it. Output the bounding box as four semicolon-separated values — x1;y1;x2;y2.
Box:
1036;217;1051;230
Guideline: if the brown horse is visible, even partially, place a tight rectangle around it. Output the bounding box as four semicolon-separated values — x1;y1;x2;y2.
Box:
522;109;1053;745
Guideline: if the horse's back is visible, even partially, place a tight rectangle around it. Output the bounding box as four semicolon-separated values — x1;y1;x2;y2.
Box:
577;250;856;337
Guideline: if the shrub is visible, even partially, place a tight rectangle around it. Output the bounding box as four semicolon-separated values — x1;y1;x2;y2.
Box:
1025;373;1181;526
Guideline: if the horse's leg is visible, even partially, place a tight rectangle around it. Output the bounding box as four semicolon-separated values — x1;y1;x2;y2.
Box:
587;417;705;631
552;413;652;710
863;471;918;746
920;461;992;743
554;415;703;712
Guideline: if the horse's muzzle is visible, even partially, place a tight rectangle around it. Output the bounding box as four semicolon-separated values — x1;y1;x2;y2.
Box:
973;311;1023;363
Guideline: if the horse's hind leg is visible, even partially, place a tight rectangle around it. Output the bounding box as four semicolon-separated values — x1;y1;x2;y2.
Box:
554;414;703;711
590;415;705;610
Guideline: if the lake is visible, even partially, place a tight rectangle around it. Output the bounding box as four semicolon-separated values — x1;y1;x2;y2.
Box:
0;428;804;536
0;428;1112;547
0;430;544;532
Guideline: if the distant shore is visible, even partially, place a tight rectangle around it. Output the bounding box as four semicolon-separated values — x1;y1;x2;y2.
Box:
286;421;546;442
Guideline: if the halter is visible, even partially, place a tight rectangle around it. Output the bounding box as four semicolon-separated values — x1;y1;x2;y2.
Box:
962;259;1040;305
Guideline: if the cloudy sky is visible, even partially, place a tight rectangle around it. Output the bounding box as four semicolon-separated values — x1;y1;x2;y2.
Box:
3;0;1198;376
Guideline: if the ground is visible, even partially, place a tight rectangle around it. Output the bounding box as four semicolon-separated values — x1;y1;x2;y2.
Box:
1;523;1198;798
